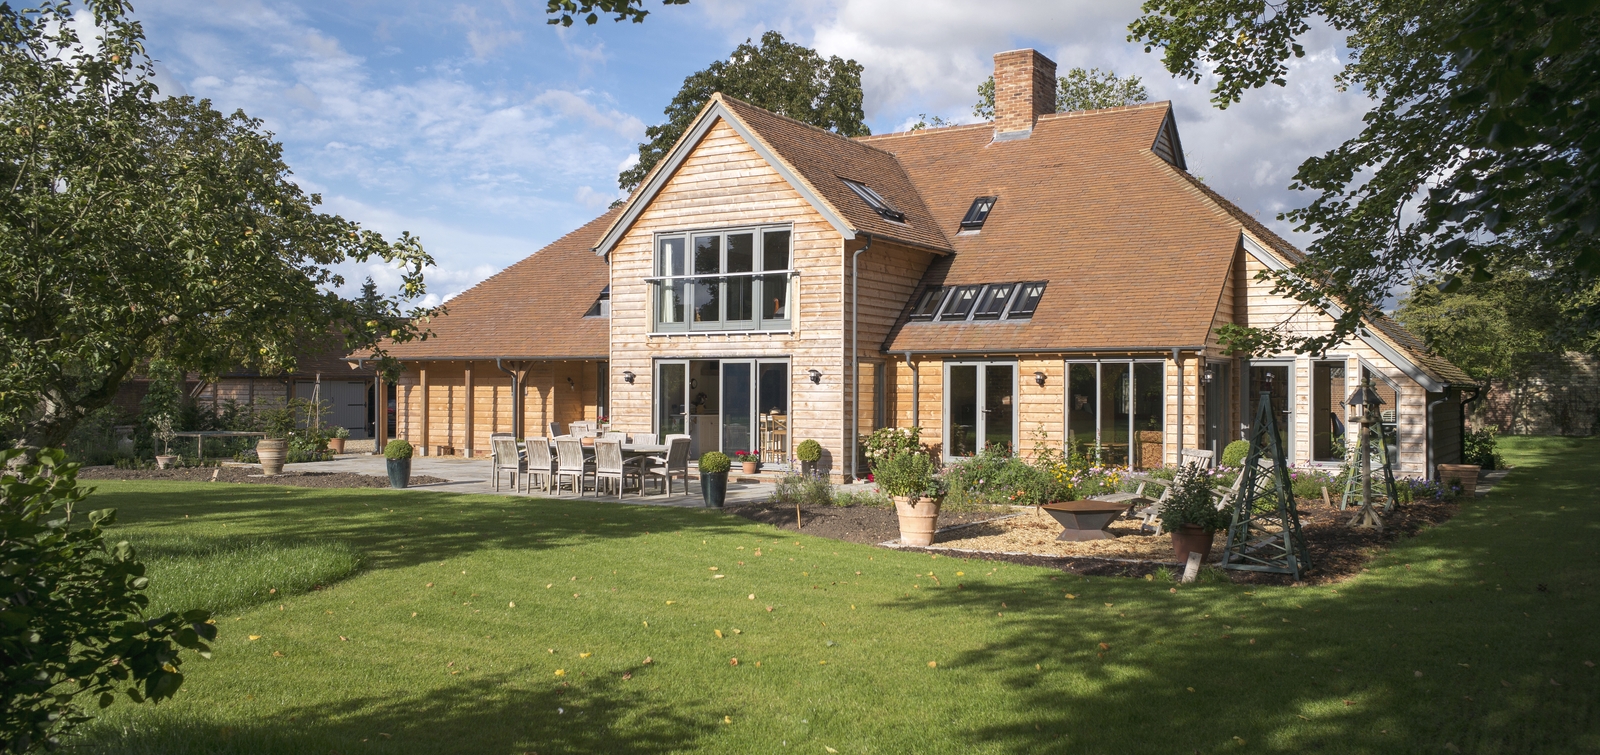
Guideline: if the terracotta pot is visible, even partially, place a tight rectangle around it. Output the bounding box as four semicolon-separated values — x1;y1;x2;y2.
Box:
155;455;178;470
329;437;346;454
742;461;759;475
1437;464;1480;498
1170;524;1216;563
894;495;942;547
257;438;288;475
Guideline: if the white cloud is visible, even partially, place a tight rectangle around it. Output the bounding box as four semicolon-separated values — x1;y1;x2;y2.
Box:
454;5;524;59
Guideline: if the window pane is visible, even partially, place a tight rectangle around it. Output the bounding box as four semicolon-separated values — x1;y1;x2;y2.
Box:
757;363;788;465
762;230;790;271
972;283;1015;319
658;363;686;440
1100;363;1130;466
726;233;754;321
941;285;981;320
1007;281;1046;318
1250;365;1292;453
658;237;686;276
948;365;978;457
1133;362;1164;470
659;281;685;324
910;287;946;319
722;362;752;457
761;274;788;321
693;236;721;323
984;364;1014;454
1067;363;1097;460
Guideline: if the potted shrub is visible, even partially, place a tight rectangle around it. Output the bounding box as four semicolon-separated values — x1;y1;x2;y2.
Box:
255;404;295;476
876;449;943;546
699;451;731;508
1158;463;1230;562
733;450;758;475
328;425;350;454
385;439;414;488
152;414;179;470
796;439;822;477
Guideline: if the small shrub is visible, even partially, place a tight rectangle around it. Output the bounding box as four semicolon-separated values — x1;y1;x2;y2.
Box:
699;451;731;474
860;427;923;472
383;439;414;460
1462;425;1502;469
795;439;822;463
331;425;351;440
771;475;832;507
1220;440;1250;468
833;489;894;509
1157;463;1230;531
873;450;940;499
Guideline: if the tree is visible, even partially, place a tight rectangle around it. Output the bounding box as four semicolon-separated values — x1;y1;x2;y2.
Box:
0;1;439;451
617;31;869;193
972;67;1150;119
544;0;687;26
1396;270;1600;385
1129;0;1600;356
2;449;215;752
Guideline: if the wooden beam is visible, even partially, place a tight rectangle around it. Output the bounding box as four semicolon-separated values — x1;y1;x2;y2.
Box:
464;361;475;457
420;366;430;456
373;373;387;453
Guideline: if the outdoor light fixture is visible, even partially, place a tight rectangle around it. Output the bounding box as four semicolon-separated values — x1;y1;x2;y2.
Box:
622;370;635;384
566;377;575;390
1203;366;1215;385
808;369;822;384
1033;371;1046;386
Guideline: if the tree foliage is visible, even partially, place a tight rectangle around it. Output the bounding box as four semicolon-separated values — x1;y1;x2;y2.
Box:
1396;270;1600;384
544;0;688;26
1130;0;1600;356
617;31;868;193
1;448;215;752
972;67;1150;119
0;1;439;449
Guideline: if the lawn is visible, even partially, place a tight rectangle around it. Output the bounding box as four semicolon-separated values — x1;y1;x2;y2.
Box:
73;436;1598;754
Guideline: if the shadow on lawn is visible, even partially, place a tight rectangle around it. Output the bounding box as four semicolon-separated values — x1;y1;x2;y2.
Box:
880;436;1598;754
97;484;758;571
82;668;716;754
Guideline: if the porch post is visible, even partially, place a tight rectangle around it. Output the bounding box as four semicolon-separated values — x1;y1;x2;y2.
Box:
419;366;430;456
374;372;387;452
464;361;475;457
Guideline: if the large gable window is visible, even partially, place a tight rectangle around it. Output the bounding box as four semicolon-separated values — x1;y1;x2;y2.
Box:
652;225;792;333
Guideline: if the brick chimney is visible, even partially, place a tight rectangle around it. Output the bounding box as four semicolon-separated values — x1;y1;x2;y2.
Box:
992;49;1056;139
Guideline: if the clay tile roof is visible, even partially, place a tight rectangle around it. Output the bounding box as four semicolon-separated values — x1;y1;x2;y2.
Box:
717;95;952;253
871;103;1237;353
377;209;618;360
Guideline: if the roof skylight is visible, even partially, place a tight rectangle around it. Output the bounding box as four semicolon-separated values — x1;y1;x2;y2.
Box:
906;281;1046;323
909;286;948;320
841;178;906;223
960;196;997;230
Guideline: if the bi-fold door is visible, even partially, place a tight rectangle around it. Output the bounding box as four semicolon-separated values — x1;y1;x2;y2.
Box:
656;359;789;465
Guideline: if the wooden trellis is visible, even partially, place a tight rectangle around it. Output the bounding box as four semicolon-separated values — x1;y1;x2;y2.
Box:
1221;394;1311;580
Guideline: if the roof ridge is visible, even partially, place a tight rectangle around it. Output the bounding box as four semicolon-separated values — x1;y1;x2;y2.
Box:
1038;100;1173;121
716;92;902;160
453;208;619;302
855;121;995;142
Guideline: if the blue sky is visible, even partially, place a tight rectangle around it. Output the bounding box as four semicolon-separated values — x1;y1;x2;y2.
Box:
126;0;1371;306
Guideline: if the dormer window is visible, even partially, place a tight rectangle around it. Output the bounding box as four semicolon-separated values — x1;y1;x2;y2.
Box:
841;178;906;223
960;196;997;230
906;280;1046;323
584;285;610;318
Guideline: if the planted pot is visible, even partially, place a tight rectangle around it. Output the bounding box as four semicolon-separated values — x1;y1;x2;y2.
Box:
387;457;412;489
741;460;758;475
701;470;728;507
1437;463;1481;498
155;454;178;470
329;437;346;454
799;460;816;478
257;438;288;475
1170;524;1216;563
893;495;942;547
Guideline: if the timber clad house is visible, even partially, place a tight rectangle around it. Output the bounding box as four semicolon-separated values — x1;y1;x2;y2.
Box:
372;49;1474;481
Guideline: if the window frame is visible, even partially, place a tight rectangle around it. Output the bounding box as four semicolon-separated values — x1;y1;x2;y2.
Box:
970;282;1018;320
908;286;949;320
959;196;997;230
938;284;983;321
841;178;906;223
1005;281;1047;319
650;224;793;334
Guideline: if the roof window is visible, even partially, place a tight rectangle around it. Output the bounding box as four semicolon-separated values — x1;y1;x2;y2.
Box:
908;286;948;320
841;178;906;223
584;285;610;318
939;285;983;321
959;196;997;230
1006;281;1046;319
971;283;1017;320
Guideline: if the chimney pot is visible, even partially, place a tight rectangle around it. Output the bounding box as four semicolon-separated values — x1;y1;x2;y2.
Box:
992;49;1056;139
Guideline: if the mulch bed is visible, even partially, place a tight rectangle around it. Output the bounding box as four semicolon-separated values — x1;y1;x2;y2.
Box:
723;501;1012;545
78;465;449;489
734;495;1460;586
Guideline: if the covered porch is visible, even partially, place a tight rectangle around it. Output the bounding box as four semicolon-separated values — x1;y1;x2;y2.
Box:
390;359;609;457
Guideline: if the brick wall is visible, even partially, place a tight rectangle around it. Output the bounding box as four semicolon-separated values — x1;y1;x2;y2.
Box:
993;49;1056;135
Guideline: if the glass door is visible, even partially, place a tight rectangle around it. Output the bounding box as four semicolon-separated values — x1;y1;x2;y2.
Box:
1065;360;1166;468
944;363;1016;459
1205;362;1231;456
722;362;753;457
757;362;789;466
657;361;687;440
1248;363;1293;457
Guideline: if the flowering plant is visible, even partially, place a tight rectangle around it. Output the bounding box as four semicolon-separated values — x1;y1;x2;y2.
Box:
733;450;756;460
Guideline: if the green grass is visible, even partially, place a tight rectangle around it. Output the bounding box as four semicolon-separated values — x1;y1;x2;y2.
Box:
130;535;360;617
72;436;1599;754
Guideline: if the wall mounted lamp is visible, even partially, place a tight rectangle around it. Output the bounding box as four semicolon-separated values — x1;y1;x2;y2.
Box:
566;377;576;390
1033;371;1046;387
808;369;822;384
622;370;635;384
1202;366;1214;385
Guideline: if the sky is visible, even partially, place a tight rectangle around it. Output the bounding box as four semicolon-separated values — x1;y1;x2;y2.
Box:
125;0;1371;307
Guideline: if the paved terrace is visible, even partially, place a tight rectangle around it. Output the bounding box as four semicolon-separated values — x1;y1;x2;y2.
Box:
284;454;780;508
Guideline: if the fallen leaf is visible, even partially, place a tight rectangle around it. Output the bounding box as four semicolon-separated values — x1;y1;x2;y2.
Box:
766;606;774;612
622;672;632;680
709;567;719;571
729;658;739;666
1415;671;1424;677
643;621;649;627
554;669;565;677
269;588;277;594
825;748;838;754
1104;603;1114;607
426;583;434;588
1170;588;1177;594
248;635;261;641
1584;660;1596;668
339;636;348;642
1098;643;1110;651
1501;680;1511;687
928;661;937;668
272;651;284;658
748;594;755;600
411;612;417;618
643;656;653;665
1249;639;1256;645
580;652;592;659
1549;679;1562;686
713;574;726;579
724;715;732;724
956;571;964;576
732;628;742;634
546;584;553;589
666;600;676;605
1064;594;1076;599
509;602;516;608
1343;700;1355;706
714;630;724;639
